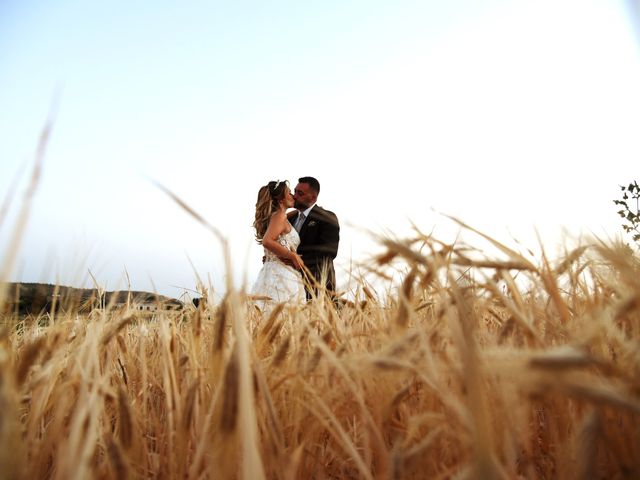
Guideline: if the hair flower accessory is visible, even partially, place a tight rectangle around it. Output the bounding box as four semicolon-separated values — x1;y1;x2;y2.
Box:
269;180;282;194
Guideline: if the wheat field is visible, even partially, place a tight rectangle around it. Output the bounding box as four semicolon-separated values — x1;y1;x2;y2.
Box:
1;224;640;479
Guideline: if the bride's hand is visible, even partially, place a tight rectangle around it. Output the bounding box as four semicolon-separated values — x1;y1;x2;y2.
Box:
289;252;304;270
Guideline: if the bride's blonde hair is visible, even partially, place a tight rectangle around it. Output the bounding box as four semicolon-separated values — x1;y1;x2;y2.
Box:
253;180;289;243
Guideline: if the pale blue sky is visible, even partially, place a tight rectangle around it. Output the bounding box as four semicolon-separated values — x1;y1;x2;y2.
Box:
1;0;639;300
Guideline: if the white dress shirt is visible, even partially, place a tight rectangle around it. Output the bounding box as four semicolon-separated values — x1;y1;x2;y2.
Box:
295;204;315;231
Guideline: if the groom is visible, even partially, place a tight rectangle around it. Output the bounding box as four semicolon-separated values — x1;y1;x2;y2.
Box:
290;176;340;300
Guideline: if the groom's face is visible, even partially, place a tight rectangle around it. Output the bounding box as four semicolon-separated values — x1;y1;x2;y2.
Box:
293;182;316;210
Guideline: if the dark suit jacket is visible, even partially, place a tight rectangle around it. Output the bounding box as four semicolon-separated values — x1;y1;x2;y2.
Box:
290;205;339;294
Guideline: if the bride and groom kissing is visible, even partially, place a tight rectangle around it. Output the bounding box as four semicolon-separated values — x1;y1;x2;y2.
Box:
251;176;340;312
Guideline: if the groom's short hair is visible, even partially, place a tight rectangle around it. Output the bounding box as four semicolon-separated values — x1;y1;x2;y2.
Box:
298;176;320;194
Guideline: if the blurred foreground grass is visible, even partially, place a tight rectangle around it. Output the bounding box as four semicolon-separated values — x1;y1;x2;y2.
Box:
1;225;639;480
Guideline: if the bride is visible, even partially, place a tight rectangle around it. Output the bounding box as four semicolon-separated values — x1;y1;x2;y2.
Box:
251;180;305;312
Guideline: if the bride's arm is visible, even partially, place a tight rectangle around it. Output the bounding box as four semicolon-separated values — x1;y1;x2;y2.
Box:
262;212;304;269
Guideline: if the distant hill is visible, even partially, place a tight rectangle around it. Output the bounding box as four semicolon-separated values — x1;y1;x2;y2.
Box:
1;282;183;315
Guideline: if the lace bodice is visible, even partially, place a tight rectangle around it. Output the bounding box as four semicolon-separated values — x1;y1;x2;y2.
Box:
264;228;300;262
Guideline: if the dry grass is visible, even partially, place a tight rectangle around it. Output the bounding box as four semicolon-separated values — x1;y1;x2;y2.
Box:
1;226;640;479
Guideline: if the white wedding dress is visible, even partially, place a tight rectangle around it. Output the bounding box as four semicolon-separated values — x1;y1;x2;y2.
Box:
251;228;305;312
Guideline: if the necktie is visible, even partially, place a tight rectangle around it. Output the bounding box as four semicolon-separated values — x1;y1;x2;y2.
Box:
295;213;306;232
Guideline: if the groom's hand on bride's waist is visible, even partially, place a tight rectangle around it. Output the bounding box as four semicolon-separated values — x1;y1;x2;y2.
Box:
280;256;296;268
262;254;296;268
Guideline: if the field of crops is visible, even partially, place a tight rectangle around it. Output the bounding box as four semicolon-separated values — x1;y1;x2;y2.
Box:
1;227;639;479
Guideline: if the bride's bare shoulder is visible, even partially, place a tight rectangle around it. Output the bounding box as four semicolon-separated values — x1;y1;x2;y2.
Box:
269;210;291;232
270;210;287;221
271;210;292;234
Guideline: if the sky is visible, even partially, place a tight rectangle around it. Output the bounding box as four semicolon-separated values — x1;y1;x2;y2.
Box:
1;0;639;301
